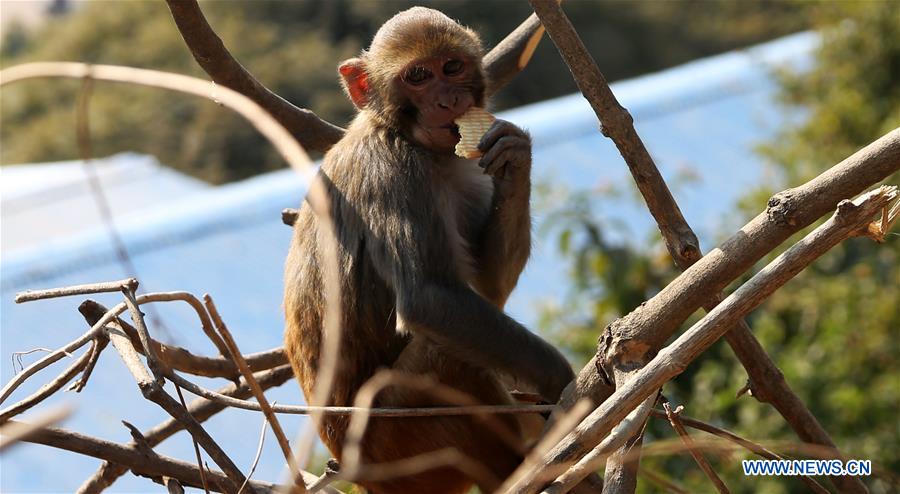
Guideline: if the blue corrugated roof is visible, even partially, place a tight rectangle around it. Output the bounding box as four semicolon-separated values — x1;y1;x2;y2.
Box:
0;32;816;492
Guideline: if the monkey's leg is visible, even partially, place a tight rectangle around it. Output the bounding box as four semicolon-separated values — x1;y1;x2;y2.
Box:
356;336;524;494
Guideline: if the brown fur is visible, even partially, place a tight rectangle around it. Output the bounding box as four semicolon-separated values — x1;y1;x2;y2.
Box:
284;8;573;494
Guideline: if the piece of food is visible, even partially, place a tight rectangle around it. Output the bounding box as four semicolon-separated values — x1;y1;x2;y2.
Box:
454;107;496;159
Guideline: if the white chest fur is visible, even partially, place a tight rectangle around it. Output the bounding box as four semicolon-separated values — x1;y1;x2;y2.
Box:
431;157;494;282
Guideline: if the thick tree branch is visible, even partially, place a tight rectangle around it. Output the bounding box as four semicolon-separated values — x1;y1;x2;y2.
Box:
526;2;881;492
483;14;545;96
509;185;898;492
165;1;548;153
164;0;344;153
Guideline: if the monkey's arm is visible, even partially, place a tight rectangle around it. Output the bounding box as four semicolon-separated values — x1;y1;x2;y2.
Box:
398;282;573;403
471;120;533;308
363;161;571;401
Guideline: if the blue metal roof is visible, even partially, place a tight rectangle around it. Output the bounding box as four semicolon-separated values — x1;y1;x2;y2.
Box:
0;32;816;492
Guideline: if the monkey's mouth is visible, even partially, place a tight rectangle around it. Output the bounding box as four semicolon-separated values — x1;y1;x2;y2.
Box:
445;124;461;140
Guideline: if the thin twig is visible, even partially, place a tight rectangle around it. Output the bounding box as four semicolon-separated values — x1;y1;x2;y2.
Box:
647;409;829;494
14;278;137;304
0;300;129;405
121;285;167;384
541;395;656;494
203;295;306;493
638;468;689;494
239;412;270;494
176;384;210;494
69;333;109;393
662;403;729;494
168;368;557;416
0;346;91;423
497;399;595;492
340;370;526;481
11;348;62;374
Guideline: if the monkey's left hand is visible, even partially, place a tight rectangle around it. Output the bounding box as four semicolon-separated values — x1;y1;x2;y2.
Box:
477;120;531;186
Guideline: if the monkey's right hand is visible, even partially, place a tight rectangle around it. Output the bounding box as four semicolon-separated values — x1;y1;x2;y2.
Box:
477;119;532;181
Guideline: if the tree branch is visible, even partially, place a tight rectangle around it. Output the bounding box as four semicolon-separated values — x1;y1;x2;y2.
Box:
165;1;549;153
508;185;897;492
164;0;345;153
9;419;289;493
77;365;294;493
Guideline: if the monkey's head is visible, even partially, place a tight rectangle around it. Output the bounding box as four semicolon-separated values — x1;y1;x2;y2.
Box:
339;7;486;154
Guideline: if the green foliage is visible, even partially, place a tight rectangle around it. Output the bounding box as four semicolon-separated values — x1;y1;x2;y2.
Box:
542;2;899;492
1;0;811;182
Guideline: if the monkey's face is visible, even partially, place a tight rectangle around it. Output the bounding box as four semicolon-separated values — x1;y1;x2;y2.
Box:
398;54;479;154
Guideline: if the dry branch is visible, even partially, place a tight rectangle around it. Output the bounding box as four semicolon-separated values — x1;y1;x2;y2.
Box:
0;406;71;452
204;295;306;493
78;365;294;493
528;1;892;492
14;278;137;304
508;185;897;492
662;404;729;494
646;409;829;493
163;0;344;153
10;419;289;493
101;314;250;492
165;1;548;153
79;299;286;379
0;346;90;423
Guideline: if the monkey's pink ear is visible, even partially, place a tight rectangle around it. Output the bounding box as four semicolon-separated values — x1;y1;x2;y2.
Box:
339;58;370;109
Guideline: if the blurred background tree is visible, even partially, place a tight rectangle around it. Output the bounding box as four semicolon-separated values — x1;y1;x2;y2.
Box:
542;2;899;492
1;0;812;182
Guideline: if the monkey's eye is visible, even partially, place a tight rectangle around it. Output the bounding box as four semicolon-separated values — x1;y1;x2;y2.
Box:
443;59;464;76
404;66;432;85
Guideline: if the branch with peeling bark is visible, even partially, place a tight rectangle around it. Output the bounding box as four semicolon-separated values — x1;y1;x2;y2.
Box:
508;185;898;493
529;1;894;492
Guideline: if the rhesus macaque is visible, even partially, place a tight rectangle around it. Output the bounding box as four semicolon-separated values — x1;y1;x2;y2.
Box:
284;7;574;493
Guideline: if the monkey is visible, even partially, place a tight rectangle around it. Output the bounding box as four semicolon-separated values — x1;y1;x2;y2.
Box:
284;7;574;493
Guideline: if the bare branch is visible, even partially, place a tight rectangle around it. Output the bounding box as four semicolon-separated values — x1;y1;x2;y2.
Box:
238;414;269;494
175;385;211;494
0;406;72;452
662;403;729;494
15;278;137;304
204;295;306;493
79;299;286;379
509;185;898;492
165;2;551;153
102;314;250;492
526;3;880;493
0;345;91;422
0;63;315;176
0;300;128;405
484;14;545;96
121;285;167;384
12;419;283;493
164;0;345;153
78;365;294;493
647;409;829;494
